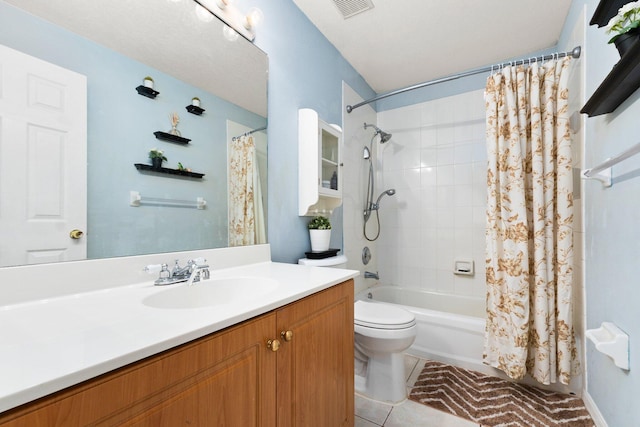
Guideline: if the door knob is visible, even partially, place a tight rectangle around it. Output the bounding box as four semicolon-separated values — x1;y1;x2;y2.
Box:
266;339;281;352
69;229;84;239
281;330;293;342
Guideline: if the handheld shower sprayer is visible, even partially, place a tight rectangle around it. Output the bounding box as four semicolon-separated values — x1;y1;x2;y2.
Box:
364;189;396;221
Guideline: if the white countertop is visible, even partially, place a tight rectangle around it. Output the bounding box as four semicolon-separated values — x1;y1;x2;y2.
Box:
0;261;358;413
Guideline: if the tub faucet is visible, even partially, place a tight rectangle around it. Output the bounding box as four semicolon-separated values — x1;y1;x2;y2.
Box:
364;271;379;280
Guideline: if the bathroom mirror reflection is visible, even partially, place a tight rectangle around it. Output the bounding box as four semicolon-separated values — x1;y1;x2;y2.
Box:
0;0;268;268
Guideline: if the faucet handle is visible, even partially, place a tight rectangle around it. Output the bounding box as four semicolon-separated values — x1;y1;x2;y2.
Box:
144;264;163;274
192;257;207;266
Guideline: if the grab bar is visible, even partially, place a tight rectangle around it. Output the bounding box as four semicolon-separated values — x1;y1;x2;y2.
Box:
129;191;207;209
583;142;640;187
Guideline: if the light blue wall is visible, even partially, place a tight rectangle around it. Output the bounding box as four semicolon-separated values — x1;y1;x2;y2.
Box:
242;0;376;263
560;1;640;425
0;2;265;259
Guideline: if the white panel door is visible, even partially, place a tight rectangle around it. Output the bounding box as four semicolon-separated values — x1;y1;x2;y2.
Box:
0;44;87;267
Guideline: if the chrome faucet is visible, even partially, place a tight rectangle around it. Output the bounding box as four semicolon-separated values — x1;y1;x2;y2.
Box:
186;263;211;286
364;271;379;280
145;258;210;286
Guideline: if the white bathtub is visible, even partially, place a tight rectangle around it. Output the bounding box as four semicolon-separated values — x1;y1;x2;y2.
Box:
356;285;494;376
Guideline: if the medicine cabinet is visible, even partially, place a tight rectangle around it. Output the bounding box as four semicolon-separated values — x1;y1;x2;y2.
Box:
298;108;343;216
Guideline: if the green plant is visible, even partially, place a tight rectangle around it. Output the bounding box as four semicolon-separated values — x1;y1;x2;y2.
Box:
308;216;331;230
606;1;640;43
148;148;167;161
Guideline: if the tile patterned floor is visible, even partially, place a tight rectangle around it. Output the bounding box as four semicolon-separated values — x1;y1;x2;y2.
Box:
355;355;481;427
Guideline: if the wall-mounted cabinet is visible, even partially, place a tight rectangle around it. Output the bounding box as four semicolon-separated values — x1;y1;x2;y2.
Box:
298;109;342;216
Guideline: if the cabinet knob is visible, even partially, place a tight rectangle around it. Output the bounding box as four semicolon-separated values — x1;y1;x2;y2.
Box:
266;339;281;352
281;330;293;342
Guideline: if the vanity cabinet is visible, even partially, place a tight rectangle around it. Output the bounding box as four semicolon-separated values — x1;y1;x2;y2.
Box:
0;279;354;427
298;108;343;216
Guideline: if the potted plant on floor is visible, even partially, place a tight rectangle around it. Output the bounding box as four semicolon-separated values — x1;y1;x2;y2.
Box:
308;216;331;252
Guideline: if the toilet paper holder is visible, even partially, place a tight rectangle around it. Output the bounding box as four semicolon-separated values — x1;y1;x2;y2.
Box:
585;322;629;370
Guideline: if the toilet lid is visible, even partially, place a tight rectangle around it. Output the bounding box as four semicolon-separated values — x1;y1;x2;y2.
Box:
354;300;416;329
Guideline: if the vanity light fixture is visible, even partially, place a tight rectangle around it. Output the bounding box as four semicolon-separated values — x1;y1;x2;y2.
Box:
193;0;260;42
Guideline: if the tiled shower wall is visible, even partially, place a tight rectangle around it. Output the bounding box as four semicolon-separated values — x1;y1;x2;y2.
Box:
375;90;487;298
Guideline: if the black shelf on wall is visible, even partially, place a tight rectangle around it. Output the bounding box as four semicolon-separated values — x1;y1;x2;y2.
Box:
134;163;205;179
590;0;629;27
153;131;191;145
135;85;159;99
581;42;640;116
581;0;640;116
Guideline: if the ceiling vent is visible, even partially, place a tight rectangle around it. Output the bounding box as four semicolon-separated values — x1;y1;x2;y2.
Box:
332;0;374;19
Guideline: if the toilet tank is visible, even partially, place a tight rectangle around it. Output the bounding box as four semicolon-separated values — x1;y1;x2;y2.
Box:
298;255;348;268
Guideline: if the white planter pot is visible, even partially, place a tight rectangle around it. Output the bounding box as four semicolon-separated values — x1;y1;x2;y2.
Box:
309;229;331;252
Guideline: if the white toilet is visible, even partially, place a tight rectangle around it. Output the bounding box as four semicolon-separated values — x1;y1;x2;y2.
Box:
354;300;416;403
297;255;417;403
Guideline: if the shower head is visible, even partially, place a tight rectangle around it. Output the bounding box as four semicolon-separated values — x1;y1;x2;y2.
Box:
379;131;392;143
375;188;396;206
363;122;392;143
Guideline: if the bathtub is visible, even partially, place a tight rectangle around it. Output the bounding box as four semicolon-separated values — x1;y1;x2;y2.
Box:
356;285;493;376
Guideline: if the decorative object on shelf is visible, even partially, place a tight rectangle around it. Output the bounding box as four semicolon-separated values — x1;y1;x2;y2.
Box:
148;148;167;169
135;76;159;98
134;163;205;179
186;97;205;115
605;1;640;56
168;112;181;136
153;131;191;145
177;162;192;173
308;216;331;252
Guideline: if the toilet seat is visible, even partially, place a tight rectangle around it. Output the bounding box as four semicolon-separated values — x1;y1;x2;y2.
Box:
354;300;416;330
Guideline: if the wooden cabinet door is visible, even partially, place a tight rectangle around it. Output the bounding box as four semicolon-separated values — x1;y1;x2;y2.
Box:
0;314;277;427
276;280;354;427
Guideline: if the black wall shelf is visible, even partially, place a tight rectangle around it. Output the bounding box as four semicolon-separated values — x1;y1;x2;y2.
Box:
186;105;205;115
581;30;640;116
590;0;629;27
136;85;159;99
134;163;204;179
153;131;191;145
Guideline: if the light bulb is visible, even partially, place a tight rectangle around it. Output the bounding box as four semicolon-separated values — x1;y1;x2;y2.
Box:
244;7;264;30
223;24;239;42
195;4;214;22
216;0;231;9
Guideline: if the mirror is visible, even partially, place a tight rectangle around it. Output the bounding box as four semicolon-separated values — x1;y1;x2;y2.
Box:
0;0;268;267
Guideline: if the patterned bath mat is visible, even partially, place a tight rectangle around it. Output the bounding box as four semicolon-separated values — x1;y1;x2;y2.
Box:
409;360;594;427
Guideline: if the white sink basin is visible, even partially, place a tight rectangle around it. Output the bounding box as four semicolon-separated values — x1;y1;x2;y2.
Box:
142;277;280;309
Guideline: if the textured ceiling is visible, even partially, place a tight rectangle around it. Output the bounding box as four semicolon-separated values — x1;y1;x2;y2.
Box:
4;0;268;117
293;0;573;93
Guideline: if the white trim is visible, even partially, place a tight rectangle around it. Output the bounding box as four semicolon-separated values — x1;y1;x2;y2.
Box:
582;391;608;427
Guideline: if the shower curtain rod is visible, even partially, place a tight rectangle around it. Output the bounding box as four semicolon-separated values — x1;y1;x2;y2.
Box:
232;126;267;141
346;46;582;113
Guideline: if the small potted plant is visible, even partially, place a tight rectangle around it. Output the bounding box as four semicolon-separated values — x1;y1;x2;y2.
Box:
143;76;154;89
308;216;331;252
149;148;167;169
605;1;640;56
191;97;201;107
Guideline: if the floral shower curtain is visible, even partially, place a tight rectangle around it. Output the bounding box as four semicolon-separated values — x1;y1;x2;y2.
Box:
229;135;266;246
484;57;577;385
